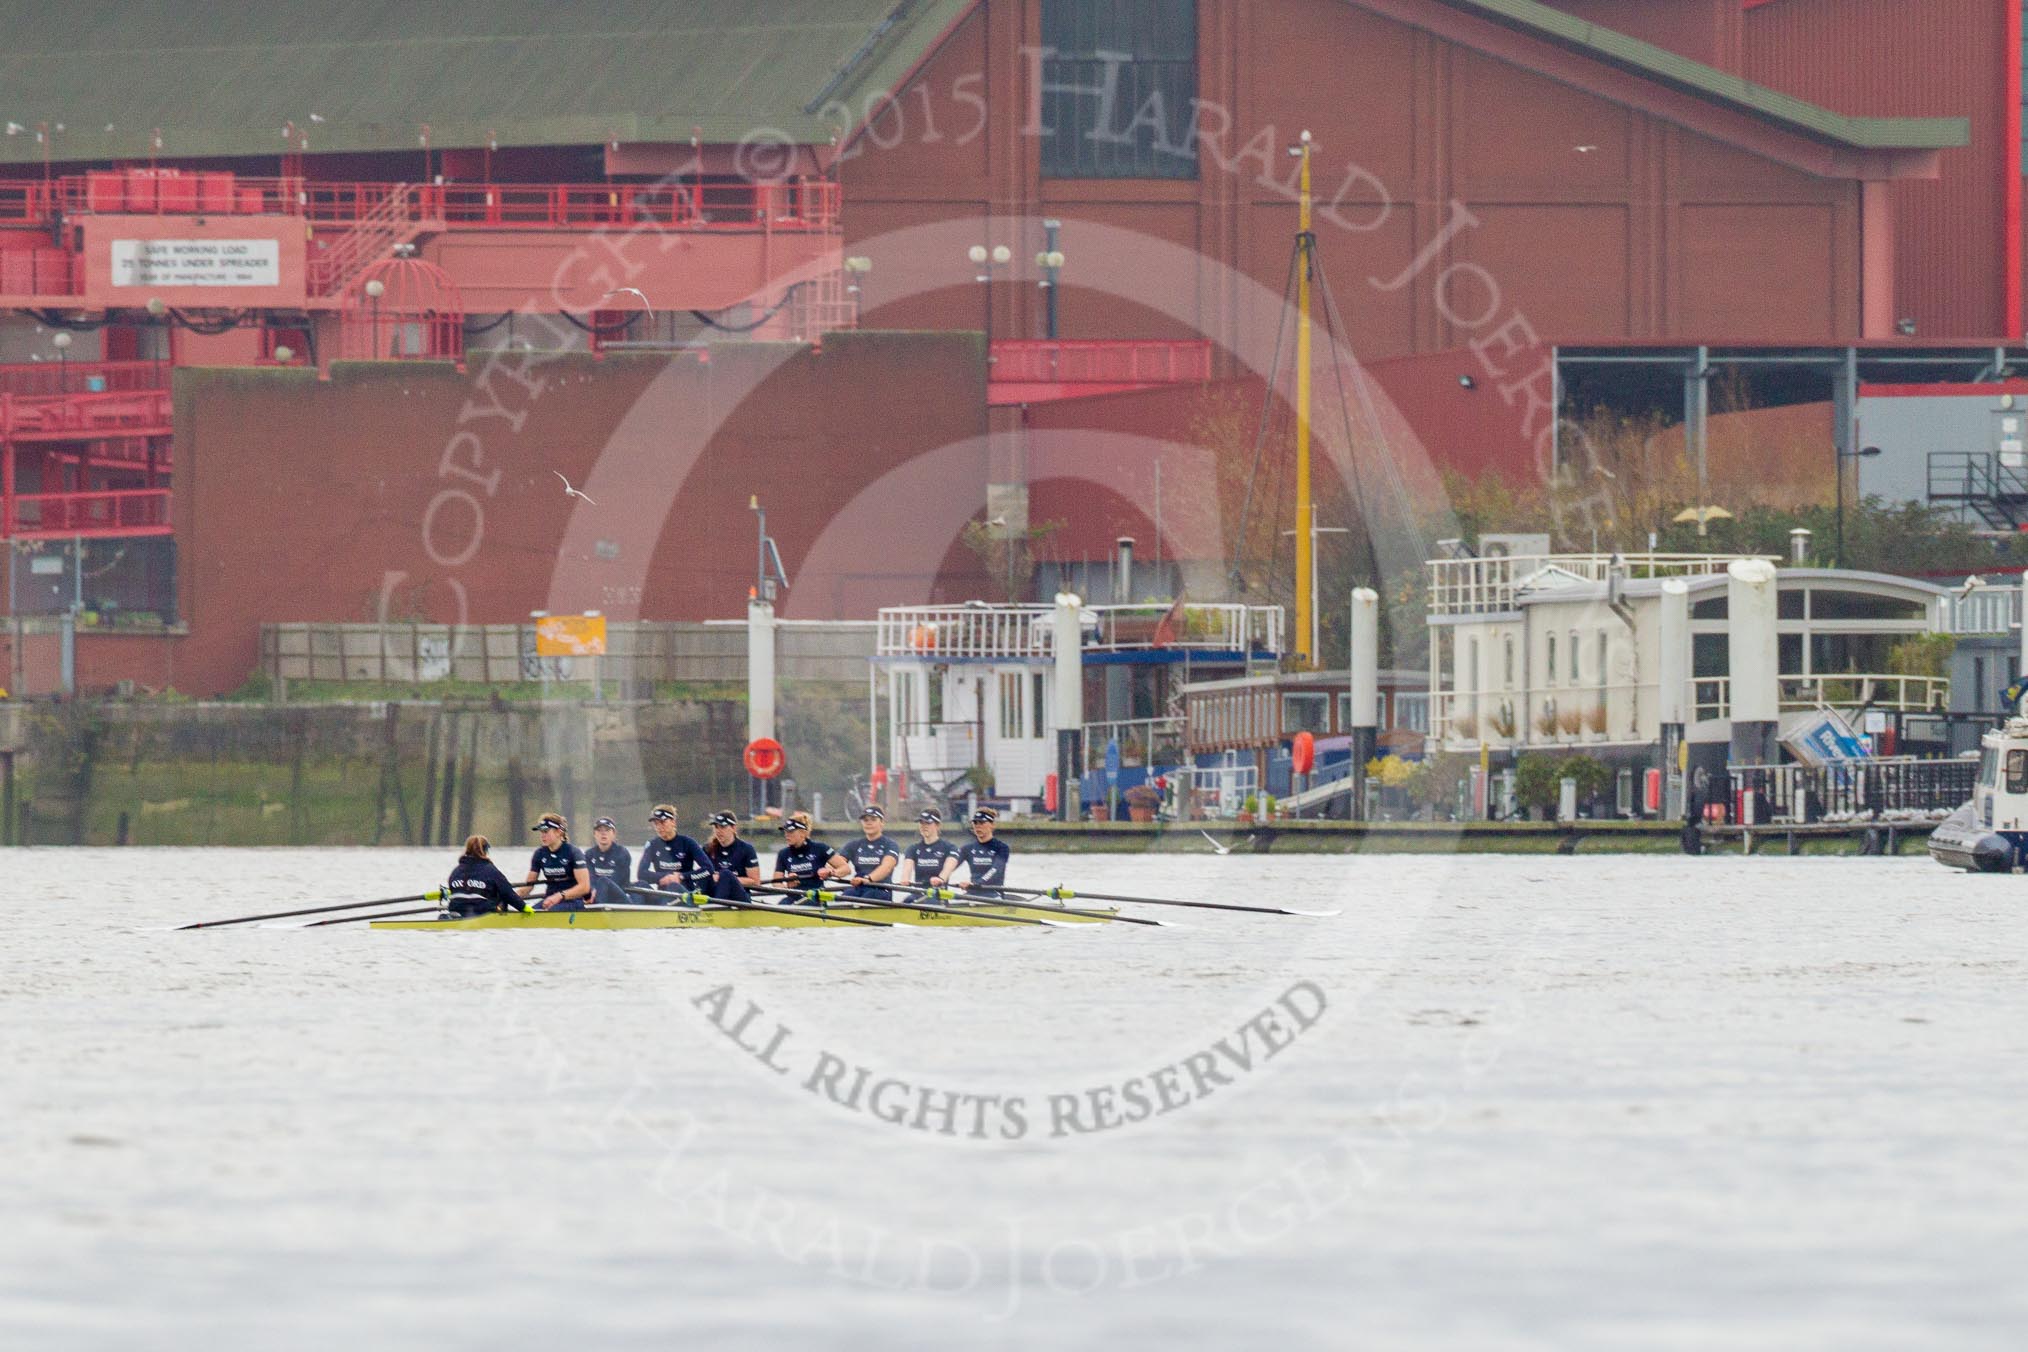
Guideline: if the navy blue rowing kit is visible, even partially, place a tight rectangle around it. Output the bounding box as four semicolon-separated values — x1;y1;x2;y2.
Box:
773;839;837;889
445;855;524;917
529;842;589;909
954;838;1012;895
838;835;901;900
638;833;708;894
903;838;960;888
701;837;762;901
583;842;633;905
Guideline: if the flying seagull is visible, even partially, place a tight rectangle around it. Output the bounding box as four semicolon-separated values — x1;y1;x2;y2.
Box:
599;286;654;318
1199;829;1233;856
553;470;596;507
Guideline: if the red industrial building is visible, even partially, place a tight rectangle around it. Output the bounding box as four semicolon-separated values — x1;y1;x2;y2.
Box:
0;1;2004;693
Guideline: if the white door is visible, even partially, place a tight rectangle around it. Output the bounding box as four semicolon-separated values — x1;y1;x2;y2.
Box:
988;667;1050;798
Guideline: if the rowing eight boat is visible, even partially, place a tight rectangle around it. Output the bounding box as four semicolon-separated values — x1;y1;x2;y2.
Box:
371;900;1119;930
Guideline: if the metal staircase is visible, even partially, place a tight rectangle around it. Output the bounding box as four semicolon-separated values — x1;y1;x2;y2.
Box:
1928;451;2028;531
307;185;443;298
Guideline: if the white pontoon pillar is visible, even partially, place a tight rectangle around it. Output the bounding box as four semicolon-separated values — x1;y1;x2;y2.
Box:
1726;559;1779;767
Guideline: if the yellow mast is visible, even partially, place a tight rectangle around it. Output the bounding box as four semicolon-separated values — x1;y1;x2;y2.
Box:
1293;130;1315;669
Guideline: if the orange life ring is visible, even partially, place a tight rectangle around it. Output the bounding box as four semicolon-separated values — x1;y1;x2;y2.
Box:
743;737;786;780
1291;730;1316;775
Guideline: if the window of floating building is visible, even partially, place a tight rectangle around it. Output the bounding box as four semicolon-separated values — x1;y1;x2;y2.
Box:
999;672;1024;739
1809;633;1897;674
1807;589;1928;621
1692;634;1728;678
1692;593;1728;620
1032;672;1048;737
1282;692;1329;735
1039;0;1198;179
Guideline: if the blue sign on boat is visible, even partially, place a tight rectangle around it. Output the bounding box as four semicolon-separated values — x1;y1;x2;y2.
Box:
1105;737;1121;785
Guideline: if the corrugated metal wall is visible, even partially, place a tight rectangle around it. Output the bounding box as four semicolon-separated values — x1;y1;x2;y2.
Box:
1744;0;2010;338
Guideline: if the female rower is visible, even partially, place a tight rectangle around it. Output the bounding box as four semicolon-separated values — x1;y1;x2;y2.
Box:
442;835;526;918
949;808;1011;898
899;809;959;894
638;803;708;897
700;811;763;901
583;816;633;905
525;812;593;911
834;805;901;900
770;812;835;898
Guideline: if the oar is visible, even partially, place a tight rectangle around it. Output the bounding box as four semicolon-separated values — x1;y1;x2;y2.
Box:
178;881;540;930
178;893;434;930
748;882;1062;927
879;880;1161;926
625;885;893;928
304;906;441;928
1001;883;1340;918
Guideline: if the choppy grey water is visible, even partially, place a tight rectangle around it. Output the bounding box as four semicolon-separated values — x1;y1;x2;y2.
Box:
3;848;2025;1350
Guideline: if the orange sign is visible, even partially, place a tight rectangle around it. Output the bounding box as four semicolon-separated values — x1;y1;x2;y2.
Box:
534;614;607;656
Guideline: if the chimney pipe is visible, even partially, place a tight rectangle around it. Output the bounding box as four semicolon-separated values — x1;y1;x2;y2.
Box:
1115;536;1135;603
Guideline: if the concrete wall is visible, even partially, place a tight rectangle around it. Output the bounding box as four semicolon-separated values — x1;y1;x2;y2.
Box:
7;696;874;847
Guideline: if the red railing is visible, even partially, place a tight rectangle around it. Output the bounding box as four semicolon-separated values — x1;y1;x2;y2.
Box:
4;487;171;539
0;360;166;397
989;339;1214;384
0;172;841;233
0;387;173;439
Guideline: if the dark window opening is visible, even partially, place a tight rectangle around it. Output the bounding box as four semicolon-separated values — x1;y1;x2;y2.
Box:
1040;0;1198;179
1808;590;1925;621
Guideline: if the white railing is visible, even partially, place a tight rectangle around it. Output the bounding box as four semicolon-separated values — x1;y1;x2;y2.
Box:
1082;716;1187;767
1690;674;1950;722
894;721;980;783
1942;584;2020;636
876;607;1053;660
1087;604;1283;655
876;603;1284;660
1427;553;1768;616
1169;761;1259;820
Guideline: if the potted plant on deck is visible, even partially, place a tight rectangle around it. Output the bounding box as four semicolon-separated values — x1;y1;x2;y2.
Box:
1124;781;1161;823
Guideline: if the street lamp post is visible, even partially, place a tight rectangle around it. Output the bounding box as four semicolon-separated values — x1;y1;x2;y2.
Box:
1835;444;1882;568
364;278;386;358
1034;219;1064;340
52;330;70;392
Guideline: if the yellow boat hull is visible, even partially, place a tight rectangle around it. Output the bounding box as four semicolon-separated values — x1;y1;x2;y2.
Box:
371;901;1115;931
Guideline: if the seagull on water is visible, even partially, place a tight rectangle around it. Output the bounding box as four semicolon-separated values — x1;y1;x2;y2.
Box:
553;470;596;507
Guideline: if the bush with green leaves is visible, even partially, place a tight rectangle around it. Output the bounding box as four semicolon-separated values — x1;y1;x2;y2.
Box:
1514;752;1614;818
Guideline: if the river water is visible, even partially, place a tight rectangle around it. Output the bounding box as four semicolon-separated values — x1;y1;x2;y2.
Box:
2;848;2024;1350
